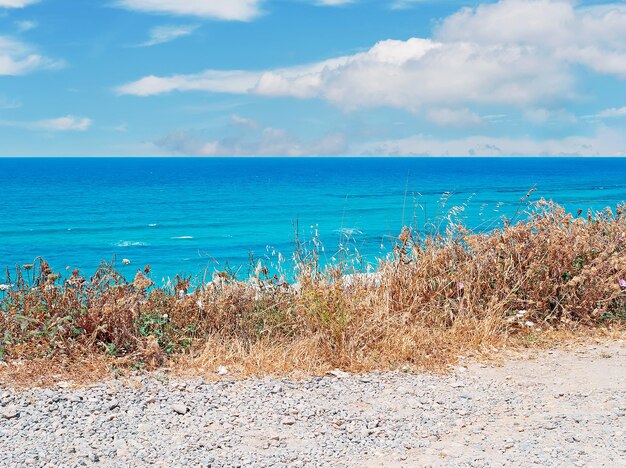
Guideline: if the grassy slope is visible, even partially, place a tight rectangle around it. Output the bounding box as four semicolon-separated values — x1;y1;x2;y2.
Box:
1;201;625;385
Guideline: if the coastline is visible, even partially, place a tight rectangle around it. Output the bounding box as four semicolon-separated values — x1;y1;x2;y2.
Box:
0;200;624;386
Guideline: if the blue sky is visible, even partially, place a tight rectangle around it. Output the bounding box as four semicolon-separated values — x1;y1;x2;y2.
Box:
1;0;626;156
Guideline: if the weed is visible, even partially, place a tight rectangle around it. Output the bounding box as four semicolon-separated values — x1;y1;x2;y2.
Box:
0;200;624;379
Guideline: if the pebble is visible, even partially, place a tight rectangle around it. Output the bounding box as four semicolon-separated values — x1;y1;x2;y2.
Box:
1;406;19;419
0;344;623;467
171;404;189;415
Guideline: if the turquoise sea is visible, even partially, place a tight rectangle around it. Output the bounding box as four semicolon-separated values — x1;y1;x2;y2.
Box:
1;158;625;282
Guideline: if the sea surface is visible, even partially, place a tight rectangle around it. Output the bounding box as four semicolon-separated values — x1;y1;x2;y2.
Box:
1;158;625;283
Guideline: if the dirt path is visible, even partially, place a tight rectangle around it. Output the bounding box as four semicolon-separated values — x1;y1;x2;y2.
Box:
1;341;624;467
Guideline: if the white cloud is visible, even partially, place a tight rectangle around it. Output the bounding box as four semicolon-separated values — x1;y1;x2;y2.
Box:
155;123;626;157
0;115;93;131
358;127;626;157
595;106;626;118
117;70;263;96
436;1;626;49
0;36;62;75
118;38;572;111
118;0;626;120
390;0;426;10
115;0;262;21
426;108;483;127
139;24;198;47
230;114;259;128
523;107;577;124
0;0;39;8
37;116;92;131
156;116;347;156
436;0;626;78
315;0;354;5
16;20;38;31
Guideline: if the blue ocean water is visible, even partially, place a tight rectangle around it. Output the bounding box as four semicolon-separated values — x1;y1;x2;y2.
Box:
1;158;625;283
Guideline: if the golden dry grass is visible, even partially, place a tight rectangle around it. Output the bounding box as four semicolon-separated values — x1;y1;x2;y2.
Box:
1;200;625;386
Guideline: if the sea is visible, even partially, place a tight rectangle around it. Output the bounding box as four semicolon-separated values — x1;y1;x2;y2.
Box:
1;157;625;283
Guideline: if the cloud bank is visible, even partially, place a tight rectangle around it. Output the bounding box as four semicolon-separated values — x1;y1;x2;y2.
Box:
358;127;626;157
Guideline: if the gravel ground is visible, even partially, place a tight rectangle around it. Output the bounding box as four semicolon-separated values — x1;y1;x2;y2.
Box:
1;342;625;467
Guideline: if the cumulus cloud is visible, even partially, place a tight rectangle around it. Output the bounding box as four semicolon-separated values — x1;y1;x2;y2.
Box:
436;0;626;78
118;0;626;124
119;38;571;109
0;0;38;8
115;0;262;21
0;115;93;131
138;24;198;47
0;36;62;75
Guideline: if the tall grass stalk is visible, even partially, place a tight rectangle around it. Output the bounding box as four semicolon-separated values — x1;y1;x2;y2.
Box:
1;200;625;380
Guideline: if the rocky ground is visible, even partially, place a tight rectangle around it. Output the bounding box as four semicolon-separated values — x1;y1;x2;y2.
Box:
1;341;625;467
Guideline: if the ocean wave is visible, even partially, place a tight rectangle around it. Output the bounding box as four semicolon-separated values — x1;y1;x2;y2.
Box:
335;228;363;236
148;224;158;227
172;236;194;240
114;241;148;247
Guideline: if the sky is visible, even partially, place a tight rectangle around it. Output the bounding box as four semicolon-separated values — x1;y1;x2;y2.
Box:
1;0;626;156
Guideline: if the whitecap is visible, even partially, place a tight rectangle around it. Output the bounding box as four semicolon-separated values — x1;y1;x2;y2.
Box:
148;224;158;227
172;236;194;240
335;228;363;236
114;241;148;247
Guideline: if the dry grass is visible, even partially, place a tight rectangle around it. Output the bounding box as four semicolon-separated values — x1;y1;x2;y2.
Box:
1;200;625;385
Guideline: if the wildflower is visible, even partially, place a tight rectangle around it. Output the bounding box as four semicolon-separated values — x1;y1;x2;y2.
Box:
457;282;465;291
122;258;131;265
619;279;626;289
0;284;11;292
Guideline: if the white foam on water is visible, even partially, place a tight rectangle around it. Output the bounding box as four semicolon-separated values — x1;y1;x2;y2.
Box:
114;241;148;247
335;228;363;236
172;236;193;240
